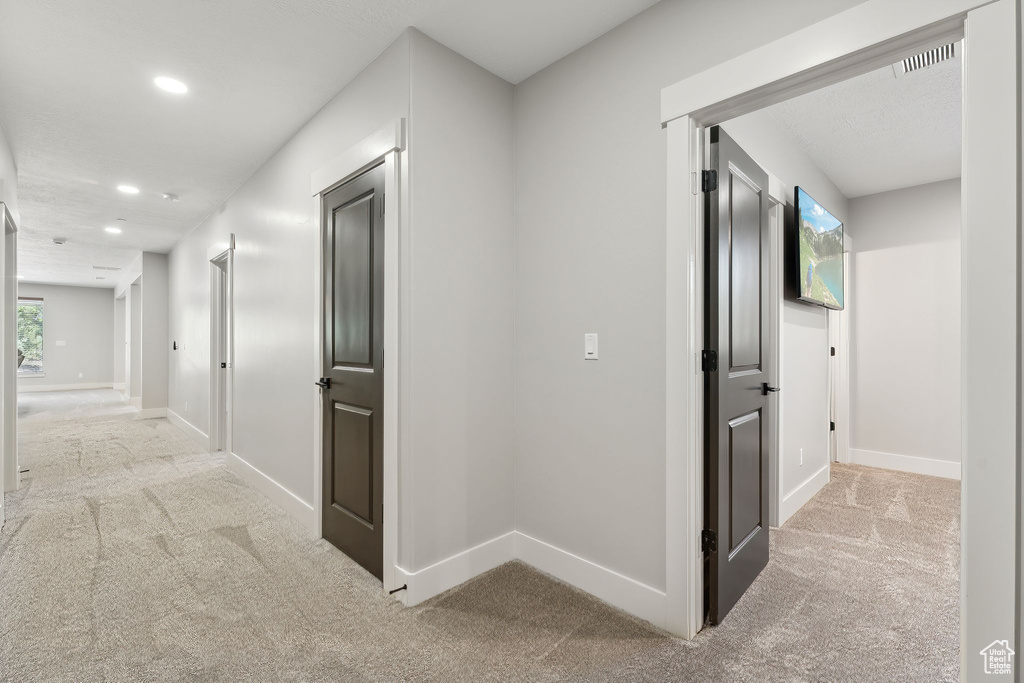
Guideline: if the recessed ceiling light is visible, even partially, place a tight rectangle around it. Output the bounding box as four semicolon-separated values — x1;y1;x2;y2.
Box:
104;226;122;234
117;185;139;194
154;76;188;94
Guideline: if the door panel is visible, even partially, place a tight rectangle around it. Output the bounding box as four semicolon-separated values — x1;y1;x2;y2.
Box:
331;197;373;367
705;126;770;624
322;163;385;580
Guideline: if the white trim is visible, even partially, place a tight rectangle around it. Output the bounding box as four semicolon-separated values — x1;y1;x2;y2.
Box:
166;408;210;449
393;530;668;630
515;532;668;629
311;119;407;596
227;452;317;534
16;382;113;393
310;120;405;197
137;407;166;420
129;396;142;409
664;115;703;639
849;448;962;480
779;464;830;526
395;532;516;607
661;0;979;125
113;382;126;391
767;197;784;528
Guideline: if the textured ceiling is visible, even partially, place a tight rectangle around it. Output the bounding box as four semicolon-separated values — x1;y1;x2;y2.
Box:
765;47;961;199
0;0;660;287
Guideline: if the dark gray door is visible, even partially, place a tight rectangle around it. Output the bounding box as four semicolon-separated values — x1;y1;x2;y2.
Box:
704;125;770;624
320;163;385;580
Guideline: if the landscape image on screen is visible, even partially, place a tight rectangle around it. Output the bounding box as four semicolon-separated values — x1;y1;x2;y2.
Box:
797;186;844;309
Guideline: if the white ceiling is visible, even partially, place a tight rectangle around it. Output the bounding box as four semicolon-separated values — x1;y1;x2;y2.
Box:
765;46;962;199
0;0;659;287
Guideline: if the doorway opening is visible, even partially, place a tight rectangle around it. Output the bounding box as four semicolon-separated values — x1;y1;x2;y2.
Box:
209;237;234;454
703;37;965;628
662;1;1018;666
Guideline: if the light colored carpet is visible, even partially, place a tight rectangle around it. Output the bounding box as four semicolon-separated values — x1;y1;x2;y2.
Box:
1;391;959;681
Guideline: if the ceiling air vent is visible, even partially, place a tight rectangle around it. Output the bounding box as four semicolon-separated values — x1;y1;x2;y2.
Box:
92;265;120;271
899;43;955;74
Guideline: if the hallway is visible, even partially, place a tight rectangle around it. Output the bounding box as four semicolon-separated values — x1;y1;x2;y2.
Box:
0;390;959;681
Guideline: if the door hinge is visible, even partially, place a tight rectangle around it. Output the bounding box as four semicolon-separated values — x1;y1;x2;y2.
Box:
701;349;718;372
830;346;836;357
701;169;718;192
830;421;836;432
381;193;385;216
701;529;717;554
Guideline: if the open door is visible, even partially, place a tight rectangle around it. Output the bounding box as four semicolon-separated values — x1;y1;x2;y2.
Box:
703;125;771;624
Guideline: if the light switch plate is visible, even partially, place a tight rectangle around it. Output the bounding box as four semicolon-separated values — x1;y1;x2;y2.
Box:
55;340;67;347
584;333;598;360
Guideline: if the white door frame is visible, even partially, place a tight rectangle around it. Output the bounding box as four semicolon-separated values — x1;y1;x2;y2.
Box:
208;236;235;454
662;2;1020;667
766;183;784;528
828;251;851;465
0;203;16;523
310;119;407;597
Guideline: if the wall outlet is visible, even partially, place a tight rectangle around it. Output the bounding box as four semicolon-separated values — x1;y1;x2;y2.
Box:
185;401;188;412
55;340;67;347
799;448;804;466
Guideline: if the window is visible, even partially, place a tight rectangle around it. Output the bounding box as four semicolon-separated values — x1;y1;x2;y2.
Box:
18;298;43;375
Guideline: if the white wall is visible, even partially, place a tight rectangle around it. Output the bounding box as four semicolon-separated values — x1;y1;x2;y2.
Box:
513;0;860;592
140;253;168;411
723;110;849;521
847;179;961;472
16;283;114;389
113;296;125;385
167;34;411;523
406;31;516;569
129;280;141;399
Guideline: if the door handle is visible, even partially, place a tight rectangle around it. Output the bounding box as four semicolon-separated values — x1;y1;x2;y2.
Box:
315;377;331;390
762;382;780;395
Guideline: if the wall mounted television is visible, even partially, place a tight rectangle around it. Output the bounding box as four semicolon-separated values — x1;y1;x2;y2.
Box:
794;186;844;310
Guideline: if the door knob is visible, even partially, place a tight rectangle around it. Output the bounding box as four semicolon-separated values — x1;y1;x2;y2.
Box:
315;377;331;390
762;382;780;396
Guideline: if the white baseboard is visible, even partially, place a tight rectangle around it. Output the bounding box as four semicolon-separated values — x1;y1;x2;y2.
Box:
113;382;126;391
17;382;113;393
392;530;667;630
227;452;317;534
166;409;209;449
129;397;142;409
396;531;516;606
780;464;830;526
514;531;667;629
138;407;167;419
849;448;961;480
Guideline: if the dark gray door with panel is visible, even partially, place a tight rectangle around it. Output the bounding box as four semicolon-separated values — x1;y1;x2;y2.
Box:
320;163;385;580
704;125;771;624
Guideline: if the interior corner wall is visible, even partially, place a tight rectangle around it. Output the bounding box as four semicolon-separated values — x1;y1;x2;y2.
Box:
512;0;861;592
722;110;849;521
406;30;516;571
847;179;961;468
167;32;411;509
15;283;115;389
